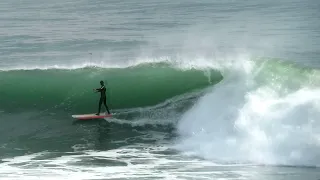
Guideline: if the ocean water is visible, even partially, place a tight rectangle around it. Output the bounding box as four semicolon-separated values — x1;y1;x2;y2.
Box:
1;0;320;179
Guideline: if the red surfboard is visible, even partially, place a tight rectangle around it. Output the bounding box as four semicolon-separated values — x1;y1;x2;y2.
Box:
72;113;112;120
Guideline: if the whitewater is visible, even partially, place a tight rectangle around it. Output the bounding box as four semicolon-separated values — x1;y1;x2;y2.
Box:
1;0;320;179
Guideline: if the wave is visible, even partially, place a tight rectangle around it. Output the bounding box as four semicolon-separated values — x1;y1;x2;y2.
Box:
174;58;320;167
0;62;222;113
3;53;320;168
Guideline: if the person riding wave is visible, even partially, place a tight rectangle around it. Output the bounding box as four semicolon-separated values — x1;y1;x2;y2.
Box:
94;80;111;115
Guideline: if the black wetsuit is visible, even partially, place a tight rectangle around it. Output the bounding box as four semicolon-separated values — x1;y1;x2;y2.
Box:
96;85;110;114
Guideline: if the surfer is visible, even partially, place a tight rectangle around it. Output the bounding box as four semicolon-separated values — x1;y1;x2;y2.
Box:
94;80;111;115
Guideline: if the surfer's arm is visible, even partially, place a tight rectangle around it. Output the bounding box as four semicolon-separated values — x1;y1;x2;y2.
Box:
94;86;105;92
94;88;101;92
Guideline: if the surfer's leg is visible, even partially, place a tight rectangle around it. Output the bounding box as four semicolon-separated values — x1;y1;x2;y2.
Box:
103;97;110;114
96;98;103;115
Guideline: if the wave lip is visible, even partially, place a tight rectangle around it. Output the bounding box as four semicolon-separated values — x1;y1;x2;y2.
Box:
0;52;251;72
0;62;124;71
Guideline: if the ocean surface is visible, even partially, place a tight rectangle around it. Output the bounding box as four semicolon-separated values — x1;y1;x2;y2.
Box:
1;0;320;179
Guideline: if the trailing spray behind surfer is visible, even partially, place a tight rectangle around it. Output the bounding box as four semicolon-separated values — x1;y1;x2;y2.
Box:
94;80;111;115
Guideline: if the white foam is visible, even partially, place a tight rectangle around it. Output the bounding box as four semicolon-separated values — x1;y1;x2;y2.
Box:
174;58;320;166
105;117;175;127
0;138;241;180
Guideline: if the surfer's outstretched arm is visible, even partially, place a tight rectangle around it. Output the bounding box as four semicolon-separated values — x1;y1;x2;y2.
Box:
94;86;104;92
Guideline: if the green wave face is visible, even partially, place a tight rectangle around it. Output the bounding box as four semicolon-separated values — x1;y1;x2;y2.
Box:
0;63;223;113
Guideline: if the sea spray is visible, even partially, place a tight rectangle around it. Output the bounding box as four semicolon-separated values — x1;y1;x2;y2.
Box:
175;59;320;166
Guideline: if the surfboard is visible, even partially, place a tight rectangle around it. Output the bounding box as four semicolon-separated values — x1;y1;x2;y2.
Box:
72;113;112;120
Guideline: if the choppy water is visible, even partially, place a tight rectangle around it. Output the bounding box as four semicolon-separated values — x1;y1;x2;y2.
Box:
1;0;320;179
